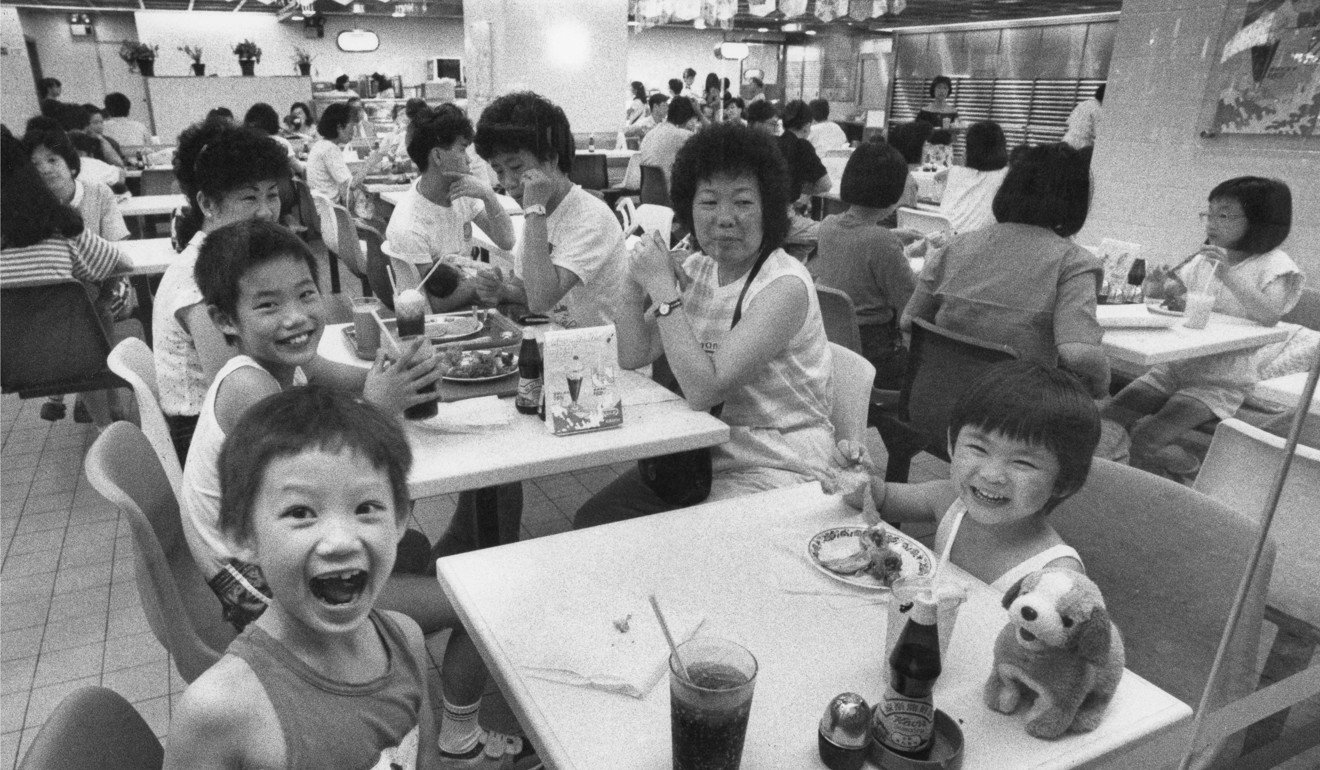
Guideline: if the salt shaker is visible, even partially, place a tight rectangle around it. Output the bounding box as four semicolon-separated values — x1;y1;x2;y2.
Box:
819;692;871;770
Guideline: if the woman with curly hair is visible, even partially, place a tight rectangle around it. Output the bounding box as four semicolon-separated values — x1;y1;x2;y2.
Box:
575;122;839;527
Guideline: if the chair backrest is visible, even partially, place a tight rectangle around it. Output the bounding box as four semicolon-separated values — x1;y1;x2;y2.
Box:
1281;285;1320;330
292;177;322;242
83;422;234;683
895;206;953;236
1052;458;1274;763
815;285;863;355
106;338;183;498
615;197;636;232
359;222;396;311
1196;418;1320;624
902;318;1018;459
17;686;163;770
640;164;671;207
310;190;338;252
570;152;609;190
0;282;125;399
138;167;177;196
330;201;369;279
829;342;875;446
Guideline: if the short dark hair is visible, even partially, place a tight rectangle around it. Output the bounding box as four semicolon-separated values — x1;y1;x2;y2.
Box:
317;102;352;139
781;100;812;132
928;75;953;97
647;93;670;109
51;103;89;132
631;81;647;101
725;96;745;110
82;104;103;118
928;128;953;145
473;91;574;175
948;360;1100;506
104;93;131;118
290;102;313;121
218;385;413;545
38;77;61;98
1208;176;1291;254
668;78;684;95
243;103;282;136
207;107;234;123
683;68;696;79
704;73;720;92
963;121;1008;172
2;125;84;248
809;98;830;122
334;74;352;90
24;116;61;135
749;76;764;88
744;100;777;126
841;142;908;209
669;122;789;257
407;104;474;172
666;96;698;126
887;120;933;165
175;120;290;230
403;97;428;120
195;219;319;322
23;127;81;178
991;142;1090;237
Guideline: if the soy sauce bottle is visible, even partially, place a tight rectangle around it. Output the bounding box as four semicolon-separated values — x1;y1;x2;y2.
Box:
1127;258;1147;302
515;334;542;416
873;597;940;759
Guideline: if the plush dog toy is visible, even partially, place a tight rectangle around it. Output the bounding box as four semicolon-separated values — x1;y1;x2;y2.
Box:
983;567;1125;739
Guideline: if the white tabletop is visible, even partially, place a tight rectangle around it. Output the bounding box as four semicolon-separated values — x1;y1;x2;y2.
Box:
577;148;637;161
317;327;729;498
1101;313;1292;367
1252;372;1320;414
437;483;1191;769
116;237;176;275
119;193;187;218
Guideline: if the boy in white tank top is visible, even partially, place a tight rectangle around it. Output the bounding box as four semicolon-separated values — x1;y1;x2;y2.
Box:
840;361;1101;593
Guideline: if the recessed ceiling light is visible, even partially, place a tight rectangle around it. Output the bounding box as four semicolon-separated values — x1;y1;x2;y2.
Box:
805;29;817;35
758;27;768;32
783;22;802;32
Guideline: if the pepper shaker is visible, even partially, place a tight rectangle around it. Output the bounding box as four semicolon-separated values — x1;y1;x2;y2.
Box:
819;692;871;770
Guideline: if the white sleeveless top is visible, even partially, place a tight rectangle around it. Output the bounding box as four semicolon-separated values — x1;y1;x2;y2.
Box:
180;356;305;578
934;499;1083;595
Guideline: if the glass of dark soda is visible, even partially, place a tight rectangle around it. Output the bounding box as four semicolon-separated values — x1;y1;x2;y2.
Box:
670;637;757;770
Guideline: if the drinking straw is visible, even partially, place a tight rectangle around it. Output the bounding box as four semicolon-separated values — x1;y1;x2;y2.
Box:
416;258;447;291
649;594;691;682
930;505;965;586
385;262;399;297
371;309;403;356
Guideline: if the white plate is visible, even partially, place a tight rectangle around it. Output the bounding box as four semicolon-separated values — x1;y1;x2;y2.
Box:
806;526;934;590
425;316;484;342
443;368;518;383
1146;301;1185;318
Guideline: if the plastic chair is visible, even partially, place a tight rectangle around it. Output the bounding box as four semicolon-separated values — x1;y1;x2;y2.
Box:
106;338;183;498
138;167;177;196
829;342;875;447
84;422;235;683
570;152;609;190
1052;457;1275;767
357;220;396;311
816;285;863;355
0;282;127;400
1281;285;1320;330
895;207;954;236
309;190;343;294
870;318;1018;482
1195;418;1320;751
330;200;372;294
17;686;163;770
640;164;671;207
292;177;322;244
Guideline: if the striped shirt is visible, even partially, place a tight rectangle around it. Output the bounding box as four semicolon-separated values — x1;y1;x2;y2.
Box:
0;231;128;288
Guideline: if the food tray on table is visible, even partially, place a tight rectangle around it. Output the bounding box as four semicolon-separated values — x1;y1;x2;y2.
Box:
363;173;413;186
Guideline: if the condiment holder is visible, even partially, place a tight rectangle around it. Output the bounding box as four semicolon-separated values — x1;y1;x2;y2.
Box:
819;692;871;770
868;708;964;770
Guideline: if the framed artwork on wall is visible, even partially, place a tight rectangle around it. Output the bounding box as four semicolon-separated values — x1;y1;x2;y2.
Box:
1202;0;1320;136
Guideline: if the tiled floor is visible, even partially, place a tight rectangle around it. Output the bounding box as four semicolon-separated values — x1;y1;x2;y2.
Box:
2;387;1317;768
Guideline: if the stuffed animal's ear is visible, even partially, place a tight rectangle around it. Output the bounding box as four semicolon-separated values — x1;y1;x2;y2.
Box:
1001;574;1029;609
1077;605;1112;663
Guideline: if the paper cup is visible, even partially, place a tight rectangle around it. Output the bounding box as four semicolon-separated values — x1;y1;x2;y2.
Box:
1183;291;1216;330
885;577;966;662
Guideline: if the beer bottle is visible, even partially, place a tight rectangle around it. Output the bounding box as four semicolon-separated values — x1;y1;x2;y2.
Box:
873;596;940;759
515;334;543;415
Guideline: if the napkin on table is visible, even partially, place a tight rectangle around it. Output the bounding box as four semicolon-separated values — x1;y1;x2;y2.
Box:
408;396;511;433
504;590;705;699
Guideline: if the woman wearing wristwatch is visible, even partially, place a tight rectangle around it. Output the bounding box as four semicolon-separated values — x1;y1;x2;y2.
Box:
574;123;840;528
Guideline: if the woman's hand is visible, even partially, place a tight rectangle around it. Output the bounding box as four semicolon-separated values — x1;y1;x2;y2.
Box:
364;337;443;413
443;172;495;204
629;231;683;300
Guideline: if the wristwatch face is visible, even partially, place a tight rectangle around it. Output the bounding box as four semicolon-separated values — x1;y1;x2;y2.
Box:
658;300;679;316
523;204;546;216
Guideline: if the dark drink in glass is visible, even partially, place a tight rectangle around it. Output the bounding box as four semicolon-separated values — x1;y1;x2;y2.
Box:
398;334;438;420
670;637;757;770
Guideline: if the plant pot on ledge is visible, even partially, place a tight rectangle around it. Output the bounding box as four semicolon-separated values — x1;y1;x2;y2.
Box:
297;62;311;76
191;63;205;76
137;59;155;77
239;59;256;76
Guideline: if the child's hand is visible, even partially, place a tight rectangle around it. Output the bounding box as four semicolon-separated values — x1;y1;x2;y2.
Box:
833;439;874;472
365;337;443;413
828;440;875;511
473;266;505;306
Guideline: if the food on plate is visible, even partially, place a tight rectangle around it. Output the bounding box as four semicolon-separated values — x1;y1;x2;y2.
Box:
438;348;517;379
1161;295;1186;312
613;614;632;634
819;528;905;586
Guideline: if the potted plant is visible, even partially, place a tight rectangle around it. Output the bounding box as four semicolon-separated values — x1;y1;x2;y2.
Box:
118;41;159;77
179;45;205;76
292;47;315;77
233;39;262;76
